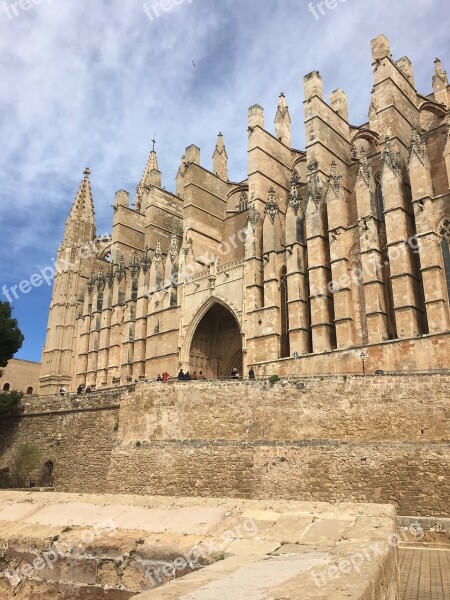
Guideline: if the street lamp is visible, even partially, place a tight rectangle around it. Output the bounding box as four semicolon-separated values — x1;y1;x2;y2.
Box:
360;352;366;376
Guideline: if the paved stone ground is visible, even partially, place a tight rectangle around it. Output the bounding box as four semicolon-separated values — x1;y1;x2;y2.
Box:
400;548;450;599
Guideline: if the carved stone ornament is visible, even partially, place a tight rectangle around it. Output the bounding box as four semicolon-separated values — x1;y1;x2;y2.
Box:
107;263;115;288
328;160;343;196
265;187;279;224
117;255;126;283
169;232;179;263
130;250;140;280
288;171;301;215
141;245;152;274
248;201;260;230
87;270;96;294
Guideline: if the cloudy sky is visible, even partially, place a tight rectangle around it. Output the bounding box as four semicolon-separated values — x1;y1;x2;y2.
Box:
0;0;448;362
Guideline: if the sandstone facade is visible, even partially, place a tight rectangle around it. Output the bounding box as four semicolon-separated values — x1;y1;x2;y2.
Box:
39;35;450;394
1;359;41;395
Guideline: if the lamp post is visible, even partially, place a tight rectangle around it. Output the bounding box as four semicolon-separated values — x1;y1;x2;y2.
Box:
360;352;366;376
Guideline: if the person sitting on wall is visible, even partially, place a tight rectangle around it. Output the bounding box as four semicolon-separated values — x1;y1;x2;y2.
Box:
192;371;198;380
85;386;92;394
162;372;169;383
157;374;163;382
249;368;255;381
199;371;206;380
231;368;239;379
185;371;192;381
178;369;185;381
59;386;66;397
77;384;83;395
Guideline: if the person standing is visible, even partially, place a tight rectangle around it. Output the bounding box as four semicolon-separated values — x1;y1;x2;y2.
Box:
162;372;169;383
249;368;255;381
60;386;66;397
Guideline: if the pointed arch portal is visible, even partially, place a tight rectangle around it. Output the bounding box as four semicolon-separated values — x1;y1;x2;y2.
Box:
187;302;243;379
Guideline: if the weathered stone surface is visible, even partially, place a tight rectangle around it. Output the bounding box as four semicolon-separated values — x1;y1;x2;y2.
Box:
0;493;398;600
1;375;449;517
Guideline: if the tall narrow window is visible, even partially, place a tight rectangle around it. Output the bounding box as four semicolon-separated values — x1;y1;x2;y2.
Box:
382;248;397;340
440;219;450;302
96;292;103;312
375;173;385;221
280;267;290;358
296;217;304;243
131;280;138;302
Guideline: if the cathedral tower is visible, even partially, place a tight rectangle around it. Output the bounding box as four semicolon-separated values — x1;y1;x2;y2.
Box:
39;168;97;394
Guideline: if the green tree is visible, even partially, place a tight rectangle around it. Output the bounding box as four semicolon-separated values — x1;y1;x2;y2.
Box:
0;301;24;376
10;443;42;488
0;390;23;416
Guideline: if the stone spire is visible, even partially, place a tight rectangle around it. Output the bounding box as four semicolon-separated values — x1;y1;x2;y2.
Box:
65;167;96;243
408;125;427;164
137;138;162;203
274;93;291;146
433;58;449;106
212;132;228;180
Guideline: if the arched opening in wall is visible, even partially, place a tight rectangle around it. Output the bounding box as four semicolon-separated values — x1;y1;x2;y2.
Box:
440;219;450;303
40;461;54;488
2;383;10;392
382;248;397;340
189;302;242;379
26;387;33;395
280;267;290;358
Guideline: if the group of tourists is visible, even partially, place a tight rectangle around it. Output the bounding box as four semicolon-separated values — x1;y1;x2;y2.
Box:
156;370;208;382
59;384;92;397
177;370;207;381
156;367;257;382
76;384;92;395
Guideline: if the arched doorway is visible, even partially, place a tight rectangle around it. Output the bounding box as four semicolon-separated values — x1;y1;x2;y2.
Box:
40;461;54;487
188;302;243;379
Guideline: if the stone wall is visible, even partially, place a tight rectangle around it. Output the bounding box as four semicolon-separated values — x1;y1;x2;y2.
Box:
0;375;449;516
0;391;121;492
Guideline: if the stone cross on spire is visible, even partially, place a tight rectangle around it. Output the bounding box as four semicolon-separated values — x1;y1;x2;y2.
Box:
137;136;162;199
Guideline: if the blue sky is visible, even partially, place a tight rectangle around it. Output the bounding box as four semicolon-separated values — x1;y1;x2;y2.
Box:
0;0;449;362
